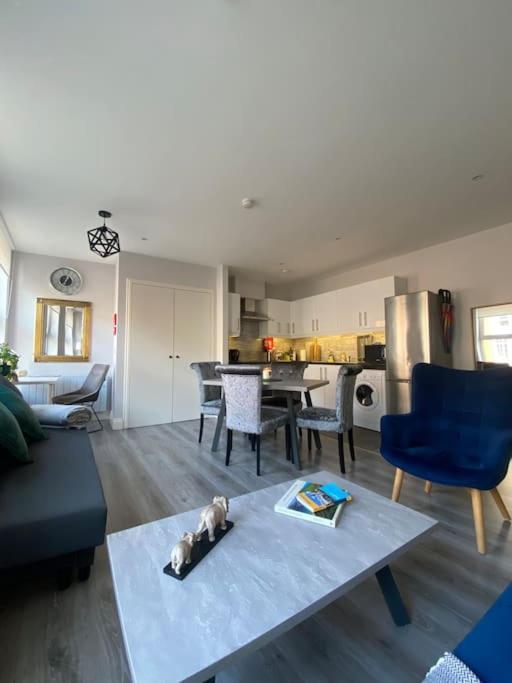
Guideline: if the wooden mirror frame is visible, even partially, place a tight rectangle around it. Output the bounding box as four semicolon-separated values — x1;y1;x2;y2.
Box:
34;297;92;362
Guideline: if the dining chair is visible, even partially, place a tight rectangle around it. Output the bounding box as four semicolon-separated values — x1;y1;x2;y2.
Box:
217;365;290;476
381;362;512;554
190;362;222;443
262;361;309;409
262;361;309;443
52;364;109;433
296;364;362;474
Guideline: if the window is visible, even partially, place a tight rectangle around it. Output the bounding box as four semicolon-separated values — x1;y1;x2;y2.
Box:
0;266;8;343
472;303;512;366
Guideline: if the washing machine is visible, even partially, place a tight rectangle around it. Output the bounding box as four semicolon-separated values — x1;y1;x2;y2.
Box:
353;369;386;431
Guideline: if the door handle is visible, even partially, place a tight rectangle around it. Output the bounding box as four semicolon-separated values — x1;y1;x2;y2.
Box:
358;312;362;327
175;355;180;359
169;355;173;358
364;312;367;326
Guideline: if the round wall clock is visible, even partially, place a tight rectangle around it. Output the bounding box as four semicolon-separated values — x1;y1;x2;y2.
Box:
49;267;83;295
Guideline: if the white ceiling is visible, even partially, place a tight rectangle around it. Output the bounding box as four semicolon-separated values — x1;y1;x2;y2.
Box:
2;1;512;285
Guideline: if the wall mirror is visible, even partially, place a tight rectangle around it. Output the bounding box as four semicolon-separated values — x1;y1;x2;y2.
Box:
472;302;512;368
34;298;91;362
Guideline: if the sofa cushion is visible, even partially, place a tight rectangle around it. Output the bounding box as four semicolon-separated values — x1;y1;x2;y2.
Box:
0;401;30;463
0;383;46;443
0;375;23;397
0;429;107;569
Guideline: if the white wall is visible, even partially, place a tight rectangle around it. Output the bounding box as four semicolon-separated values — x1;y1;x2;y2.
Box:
268;221;512;370
8;251;115;376
112;251;217;423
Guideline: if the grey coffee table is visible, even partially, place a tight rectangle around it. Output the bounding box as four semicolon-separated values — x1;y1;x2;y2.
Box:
108;471;437;683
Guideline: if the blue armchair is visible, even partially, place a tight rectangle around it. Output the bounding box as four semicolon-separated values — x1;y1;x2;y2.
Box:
381;363;512;554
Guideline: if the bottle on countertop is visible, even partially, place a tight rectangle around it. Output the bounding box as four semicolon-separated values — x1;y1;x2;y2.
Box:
291;348;297;361
327;350;335;363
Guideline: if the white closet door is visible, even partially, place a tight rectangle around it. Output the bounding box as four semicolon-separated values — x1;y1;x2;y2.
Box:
172;288;213;422
127;283;173;428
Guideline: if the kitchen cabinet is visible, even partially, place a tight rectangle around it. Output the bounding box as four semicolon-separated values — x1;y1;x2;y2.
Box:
314;291;337;335
260;299;291;337
303;364;326;407
303;363;339;409
291;293;337;337
290;299;307;337
336;276;405;332
228;292;241;337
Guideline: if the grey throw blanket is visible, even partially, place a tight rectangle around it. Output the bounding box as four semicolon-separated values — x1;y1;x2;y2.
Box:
31;404;92;427
424;653;481;683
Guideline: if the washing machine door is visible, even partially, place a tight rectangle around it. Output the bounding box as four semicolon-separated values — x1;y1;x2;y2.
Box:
356;381;380;410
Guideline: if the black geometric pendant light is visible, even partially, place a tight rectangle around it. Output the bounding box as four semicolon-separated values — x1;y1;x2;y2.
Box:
87;210;121;258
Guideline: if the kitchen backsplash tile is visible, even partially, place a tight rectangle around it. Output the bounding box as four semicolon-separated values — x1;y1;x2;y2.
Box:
229;323;385;363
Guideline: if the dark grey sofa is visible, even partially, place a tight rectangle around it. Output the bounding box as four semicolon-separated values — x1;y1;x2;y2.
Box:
0;428;107;587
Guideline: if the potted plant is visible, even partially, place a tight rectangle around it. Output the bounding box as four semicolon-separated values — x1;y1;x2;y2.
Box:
0;343;20;382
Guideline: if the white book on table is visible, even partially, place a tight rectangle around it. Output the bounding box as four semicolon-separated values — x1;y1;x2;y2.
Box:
274;479;345;528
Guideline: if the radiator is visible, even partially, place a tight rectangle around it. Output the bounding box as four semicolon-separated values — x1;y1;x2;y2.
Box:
19;375;111;413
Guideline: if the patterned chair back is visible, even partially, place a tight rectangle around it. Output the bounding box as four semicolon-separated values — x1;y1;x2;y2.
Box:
270;361;308;401
217;365;263;433
335;364;363;430
190;362;222;403
270;361;308;379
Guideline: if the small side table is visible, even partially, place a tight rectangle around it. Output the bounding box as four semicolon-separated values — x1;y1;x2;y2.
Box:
15;376;60;402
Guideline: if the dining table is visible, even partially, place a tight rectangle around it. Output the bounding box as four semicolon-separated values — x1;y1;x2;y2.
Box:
202;377;329;469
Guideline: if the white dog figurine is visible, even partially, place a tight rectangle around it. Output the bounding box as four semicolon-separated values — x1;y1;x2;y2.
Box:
196;496;229;542
170;531;196;575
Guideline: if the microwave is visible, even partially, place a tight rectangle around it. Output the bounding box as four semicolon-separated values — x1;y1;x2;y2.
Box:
364;343;386;364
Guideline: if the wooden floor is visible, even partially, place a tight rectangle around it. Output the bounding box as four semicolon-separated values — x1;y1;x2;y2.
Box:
1;420;511;683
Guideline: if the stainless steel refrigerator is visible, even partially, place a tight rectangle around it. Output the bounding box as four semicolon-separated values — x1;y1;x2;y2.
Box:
385;290;452;414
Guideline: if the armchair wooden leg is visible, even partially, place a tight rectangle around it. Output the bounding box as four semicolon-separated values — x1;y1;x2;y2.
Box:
469;488;486;555
490;488;511;521
424;481;432;494
391;469;404;502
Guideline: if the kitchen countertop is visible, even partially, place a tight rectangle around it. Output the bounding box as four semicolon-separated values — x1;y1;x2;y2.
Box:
233;360;387;371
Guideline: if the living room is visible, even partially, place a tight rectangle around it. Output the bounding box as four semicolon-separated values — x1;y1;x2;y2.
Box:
1;2;512;682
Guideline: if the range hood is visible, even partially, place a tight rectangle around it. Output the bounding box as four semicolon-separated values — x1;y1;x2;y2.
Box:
241;298;271;321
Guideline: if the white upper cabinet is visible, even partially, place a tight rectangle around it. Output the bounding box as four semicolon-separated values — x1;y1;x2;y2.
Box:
228;292;241;337
314;291;338;335
299;296;316;336
233;275;406;341
290;299;304;337
337;276;406;332
290;293;337;337
260;299;291;337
